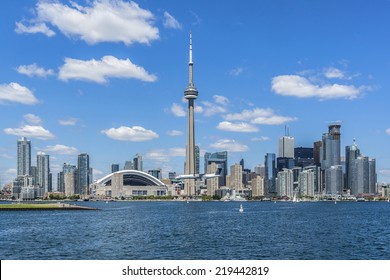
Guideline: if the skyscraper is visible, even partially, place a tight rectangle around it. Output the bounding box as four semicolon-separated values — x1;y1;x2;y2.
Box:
133;154;143;171
111;164;120;173
77;153;90;195
17;137;31;177
230;163;243;190
321;123;341;169
184;33;198;196
37;152;51;193
345;139;361;191
265;153;277;196
278;136;294;158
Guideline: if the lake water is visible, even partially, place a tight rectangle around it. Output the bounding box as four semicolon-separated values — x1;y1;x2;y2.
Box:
1;201;389;260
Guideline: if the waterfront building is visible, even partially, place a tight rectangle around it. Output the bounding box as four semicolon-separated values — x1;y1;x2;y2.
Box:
251;175;265;197
183;33;198;196
60;163;77;196
92;170;167;198
321;123;341;169
206;162;220;197
64;172;76;197
77;153;91;195
17;137;31;177
111;164;120;173
277;168;293;197
264;153;277;196
204;151;228;187
353;156;370;195
298;169;315;197
279;135;294;158
37;152;51;193
230;163;243;190
325;165;343;196
369;159;377;194
345;139;361;192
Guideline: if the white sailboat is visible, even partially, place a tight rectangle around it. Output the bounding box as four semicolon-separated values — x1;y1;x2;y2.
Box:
292;192;299;203
239;204;244;213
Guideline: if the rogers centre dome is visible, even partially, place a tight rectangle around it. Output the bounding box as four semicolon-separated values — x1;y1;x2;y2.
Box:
92;170;167;198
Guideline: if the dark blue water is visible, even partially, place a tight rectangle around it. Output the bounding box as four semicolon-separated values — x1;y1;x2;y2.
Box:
1;201;389;260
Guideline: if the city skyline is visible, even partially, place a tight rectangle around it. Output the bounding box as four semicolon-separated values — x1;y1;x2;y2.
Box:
1;0;390;186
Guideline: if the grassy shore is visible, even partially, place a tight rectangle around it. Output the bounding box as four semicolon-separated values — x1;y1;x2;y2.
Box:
0;203;98;210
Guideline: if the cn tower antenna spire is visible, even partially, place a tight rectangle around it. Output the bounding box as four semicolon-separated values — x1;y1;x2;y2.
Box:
189;31;193;65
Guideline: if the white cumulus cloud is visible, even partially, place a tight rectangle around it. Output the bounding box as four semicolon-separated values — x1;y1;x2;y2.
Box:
217;121;259;133
386;129;390;135
271;75;363;100
24;114;42;125
224;108;297;125
15;22;55;37
210;139;249;153
251;136;270;142
102;126;158;142
163;11;182;29
58;118;79;126
229;67;244;76
16;0;159;45
42;144;79;155
323;67;346;79
0;82;39;105
145;147;185;163
167;130;183;136
58;55;157;83
4;125;55;140
170;103;186;117
17;63;54;78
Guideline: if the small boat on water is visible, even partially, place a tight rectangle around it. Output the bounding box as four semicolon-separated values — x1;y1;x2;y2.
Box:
239;204;244;213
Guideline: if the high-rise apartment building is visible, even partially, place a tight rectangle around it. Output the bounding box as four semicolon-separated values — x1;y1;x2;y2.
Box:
298;169;315;197
133;154;143;171
321;124;341;169
77;153;90;195
230;163;243;190
17;137;31;177
345;139;361;191
37;152;51;193
251;175;264;197
325;165;343;195
277;168;293;197
264;153;276;196
206;162;219;197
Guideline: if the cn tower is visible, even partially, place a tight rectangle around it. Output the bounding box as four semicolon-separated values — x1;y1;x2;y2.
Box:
184;32;198;196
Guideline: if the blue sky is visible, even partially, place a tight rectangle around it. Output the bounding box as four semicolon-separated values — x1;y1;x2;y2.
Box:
1;0;390;187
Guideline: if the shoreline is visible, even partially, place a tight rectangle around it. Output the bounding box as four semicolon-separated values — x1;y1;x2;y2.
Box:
0;203;98;211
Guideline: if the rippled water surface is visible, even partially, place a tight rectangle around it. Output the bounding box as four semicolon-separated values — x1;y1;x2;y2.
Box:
1;201;389;259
